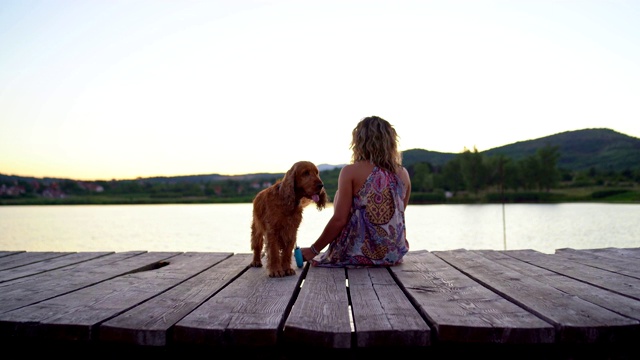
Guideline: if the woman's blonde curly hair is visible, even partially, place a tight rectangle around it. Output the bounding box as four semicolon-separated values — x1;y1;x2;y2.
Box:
350;115;402;173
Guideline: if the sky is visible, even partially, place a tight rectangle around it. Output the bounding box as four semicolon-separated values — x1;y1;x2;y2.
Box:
1;0;639;181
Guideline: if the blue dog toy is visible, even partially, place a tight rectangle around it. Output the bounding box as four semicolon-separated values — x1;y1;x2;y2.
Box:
294;246;303;268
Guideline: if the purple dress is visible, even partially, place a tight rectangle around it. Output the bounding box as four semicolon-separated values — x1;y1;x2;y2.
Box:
312;166;409;268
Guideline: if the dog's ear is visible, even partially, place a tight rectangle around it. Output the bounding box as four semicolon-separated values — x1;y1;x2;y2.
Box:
316;187;328;210
280;164;297;209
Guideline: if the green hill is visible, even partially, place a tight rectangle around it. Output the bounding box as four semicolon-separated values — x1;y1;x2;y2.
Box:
402;128;640;172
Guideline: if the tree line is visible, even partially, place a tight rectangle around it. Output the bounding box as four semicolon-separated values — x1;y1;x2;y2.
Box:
2;144;639;204
412;145;563;194
407;145;639;203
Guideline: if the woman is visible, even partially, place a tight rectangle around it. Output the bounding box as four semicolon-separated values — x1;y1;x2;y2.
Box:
301;115;411;267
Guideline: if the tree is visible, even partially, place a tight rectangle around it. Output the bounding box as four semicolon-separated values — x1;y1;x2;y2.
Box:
519;155;541;190
459;147;486;195
485;154;510;194
536;145;560;191
412;162;434;192
441;157;464;193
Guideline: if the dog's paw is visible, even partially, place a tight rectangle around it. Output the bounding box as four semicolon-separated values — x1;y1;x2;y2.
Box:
250;260;263;267
267;267;297;277
268;269;295;277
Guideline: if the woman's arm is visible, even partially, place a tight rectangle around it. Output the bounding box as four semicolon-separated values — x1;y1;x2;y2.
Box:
401;166;411;210
301;165;354;261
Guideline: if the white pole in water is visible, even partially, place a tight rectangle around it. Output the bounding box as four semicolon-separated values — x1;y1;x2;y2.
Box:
502;201;507;251
500;159;507;251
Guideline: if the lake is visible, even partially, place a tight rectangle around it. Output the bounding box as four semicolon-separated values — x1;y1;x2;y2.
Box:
1;203;639;254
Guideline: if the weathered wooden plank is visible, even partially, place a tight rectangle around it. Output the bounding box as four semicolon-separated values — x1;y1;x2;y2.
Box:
0;251;25;259
558;247;640;262
391;250;554;344
348;267;430;347
504;249;640;302
478;250;640;323
622;247;640;258
0;251;158;314
435;249;639;343
282;265;351;348
173;260;302;347
0;251;74;271
0;252;113;283
99;253;248;346
0;252;223;342
553;248;640;280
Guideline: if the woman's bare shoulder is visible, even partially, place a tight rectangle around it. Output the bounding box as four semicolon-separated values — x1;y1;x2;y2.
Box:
341;162;373;175
341;162;375;194
397;167;411;184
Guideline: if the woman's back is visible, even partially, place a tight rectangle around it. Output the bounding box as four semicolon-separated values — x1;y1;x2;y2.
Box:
313;165;409;267
344;161;410;209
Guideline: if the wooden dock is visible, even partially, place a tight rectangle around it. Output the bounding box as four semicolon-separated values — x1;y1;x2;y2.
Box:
0;248;639;359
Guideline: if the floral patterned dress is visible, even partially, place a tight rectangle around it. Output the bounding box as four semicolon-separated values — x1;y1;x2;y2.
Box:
312;166;409;268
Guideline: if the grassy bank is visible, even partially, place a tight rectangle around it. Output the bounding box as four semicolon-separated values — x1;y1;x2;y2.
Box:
411;186;640;204
2;186;638;205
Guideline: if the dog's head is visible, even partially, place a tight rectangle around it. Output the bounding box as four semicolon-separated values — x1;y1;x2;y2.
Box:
281;161;328;211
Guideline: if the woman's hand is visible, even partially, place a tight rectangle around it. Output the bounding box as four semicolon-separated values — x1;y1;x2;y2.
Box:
301;247;315;262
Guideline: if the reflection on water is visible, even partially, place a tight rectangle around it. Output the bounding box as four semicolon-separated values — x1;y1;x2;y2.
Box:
1;203;639;254
407;203;640;253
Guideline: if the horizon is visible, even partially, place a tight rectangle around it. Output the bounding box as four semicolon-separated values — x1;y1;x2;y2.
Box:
3;126;635;182
2;1;639;180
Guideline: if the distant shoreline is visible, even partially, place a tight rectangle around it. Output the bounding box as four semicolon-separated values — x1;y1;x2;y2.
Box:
2;187;638;206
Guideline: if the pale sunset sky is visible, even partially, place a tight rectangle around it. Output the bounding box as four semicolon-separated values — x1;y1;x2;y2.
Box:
1;0;639;181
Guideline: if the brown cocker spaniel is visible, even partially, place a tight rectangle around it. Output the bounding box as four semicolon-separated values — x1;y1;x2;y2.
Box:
250;161;328;277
